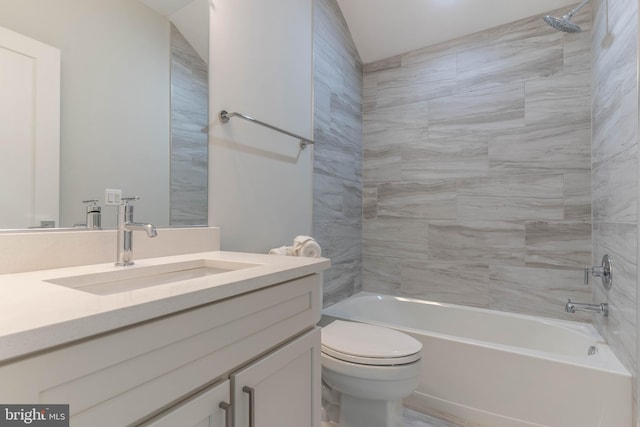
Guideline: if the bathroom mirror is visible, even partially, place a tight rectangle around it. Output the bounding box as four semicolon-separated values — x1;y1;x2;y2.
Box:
0;0;209;230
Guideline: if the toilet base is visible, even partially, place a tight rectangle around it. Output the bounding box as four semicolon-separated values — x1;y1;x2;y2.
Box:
339;394;403;427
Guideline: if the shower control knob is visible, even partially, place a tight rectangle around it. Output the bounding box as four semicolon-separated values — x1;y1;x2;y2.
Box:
584;255;613;291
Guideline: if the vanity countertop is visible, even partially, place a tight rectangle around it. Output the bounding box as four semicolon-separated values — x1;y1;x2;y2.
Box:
0;251;330;362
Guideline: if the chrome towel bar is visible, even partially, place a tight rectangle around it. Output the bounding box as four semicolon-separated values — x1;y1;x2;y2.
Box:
219;110;315;149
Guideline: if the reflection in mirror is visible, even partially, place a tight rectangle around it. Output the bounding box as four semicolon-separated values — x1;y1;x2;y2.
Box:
0;0;208;230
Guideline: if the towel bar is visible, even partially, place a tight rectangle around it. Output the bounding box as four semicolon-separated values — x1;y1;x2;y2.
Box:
219;110;315;149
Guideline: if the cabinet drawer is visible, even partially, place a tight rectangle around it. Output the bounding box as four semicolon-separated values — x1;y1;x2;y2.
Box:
0;274;321;426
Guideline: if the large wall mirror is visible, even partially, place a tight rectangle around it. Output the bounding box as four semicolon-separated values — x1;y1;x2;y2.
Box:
0;0;209;229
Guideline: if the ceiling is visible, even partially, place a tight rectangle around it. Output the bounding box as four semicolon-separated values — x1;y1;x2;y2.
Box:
335;0;582;64
139;0;209;63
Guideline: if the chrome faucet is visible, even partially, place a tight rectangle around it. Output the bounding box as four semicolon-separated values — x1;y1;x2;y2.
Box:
565;299;608;317
116;197;157;266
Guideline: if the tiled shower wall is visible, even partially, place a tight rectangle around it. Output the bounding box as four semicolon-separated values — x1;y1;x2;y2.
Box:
313;0;363;307
362;5;592;321
170;24;208;226
591;0;639;389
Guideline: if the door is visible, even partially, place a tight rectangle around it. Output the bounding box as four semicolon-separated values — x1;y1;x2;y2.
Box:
232;328;321;427
0;25;60;228
141;379;231;427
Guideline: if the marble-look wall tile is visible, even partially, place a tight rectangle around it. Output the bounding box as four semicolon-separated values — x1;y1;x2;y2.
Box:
592;222;638;373
363;73;378;113
564;170;592;221
457;174;565;221
313;173;349;219
363;145;402;183
592;144;638;223
591;0;637;168
363;55;401;73
170;24;208;226
375;54;457;109
427;221;525;265
363;4;592;321
400;262;490;308
322;258;362;307
458;174;563;198
592;79;638;167
562;3;592;73
401;131;489;180
364;101;429;148
590;0;638;403
377;181;457;219
488;265;590;321
363;255;401;295
429;83;525;133
363;186;377;220
524;222;591;268
456;32;563;92
363;219;429;262
313;0;362;307
489;123;590;174
524;69;590;125
457;195;564;221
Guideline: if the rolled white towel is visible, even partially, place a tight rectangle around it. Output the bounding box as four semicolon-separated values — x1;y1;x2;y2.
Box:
293;235;322;258
268;245;295;256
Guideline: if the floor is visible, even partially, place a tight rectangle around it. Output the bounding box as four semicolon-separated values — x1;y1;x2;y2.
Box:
403;408;461;427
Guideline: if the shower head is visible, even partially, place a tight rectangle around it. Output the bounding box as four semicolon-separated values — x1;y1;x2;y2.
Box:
543;0;589;33
543;14;582;33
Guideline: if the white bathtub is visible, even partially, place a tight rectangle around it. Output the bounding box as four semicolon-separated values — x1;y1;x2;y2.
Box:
321;292;631;427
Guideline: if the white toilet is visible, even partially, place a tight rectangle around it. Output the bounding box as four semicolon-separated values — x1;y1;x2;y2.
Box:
321;320;422;427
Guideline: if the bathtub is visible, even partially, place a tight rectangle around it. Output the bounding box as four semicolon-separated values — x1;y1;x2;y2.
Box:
321;292;631;427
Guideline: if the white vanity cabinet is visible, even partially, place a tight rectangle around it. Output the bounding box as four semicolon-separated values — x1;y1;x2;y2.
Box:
0;273;322;427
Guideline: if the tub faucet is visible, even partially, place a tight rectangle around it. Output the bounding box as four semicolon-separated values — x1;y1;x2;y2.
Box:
116;197;157;266
565;299;608;317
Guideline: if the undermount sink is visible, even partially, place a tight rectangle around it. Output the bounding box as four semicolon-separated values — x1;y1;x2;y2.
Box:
45;259;259;296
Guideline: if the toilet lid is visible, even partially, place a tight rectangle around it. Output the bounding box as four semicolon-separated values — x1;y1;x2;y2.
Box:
321;320;422;366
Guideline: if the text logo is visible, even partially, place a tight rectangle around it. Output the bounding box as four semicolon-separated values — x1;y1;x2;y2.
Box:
0;405;68;426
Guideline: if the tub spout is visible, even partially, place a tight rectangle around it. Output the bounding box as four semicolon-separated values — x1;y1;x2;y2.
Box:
565;299;608;317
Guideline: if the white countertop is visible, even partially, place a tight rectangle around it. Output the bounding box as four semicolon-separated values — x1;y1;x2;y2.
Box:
0;251;330;362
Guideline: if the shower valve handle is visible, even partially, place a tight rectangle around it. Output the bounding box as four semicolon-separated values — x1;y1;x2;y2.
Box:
584;255;613;291
583;266;604;284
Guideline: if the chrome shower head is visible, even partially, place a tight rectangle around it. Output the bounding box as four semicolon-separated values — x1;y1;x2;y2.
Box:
543;0;589;33
543;14;582;33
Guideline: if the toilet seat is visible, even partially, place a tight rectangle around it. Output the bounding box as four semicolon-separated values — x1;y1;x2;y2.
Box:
321;320;422;366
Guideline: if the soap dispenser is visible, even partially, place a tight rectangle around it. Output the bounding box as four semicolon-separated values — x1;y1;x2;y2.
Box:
83;199;102;229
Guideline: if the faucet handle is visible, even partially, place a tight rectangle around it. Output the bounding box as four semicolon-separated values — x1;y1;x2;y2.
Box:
82;199;101;212
584;255;613;290
121;196;140;204
119;197;140;222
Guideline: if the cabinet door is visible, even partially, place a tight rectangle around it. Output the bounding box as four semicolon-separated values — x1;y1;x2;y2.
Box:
232;328;321;427
141;379;231;427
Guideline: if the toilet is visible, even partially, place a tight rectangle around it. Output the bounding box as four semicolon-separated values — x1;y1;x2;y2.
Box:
321;320;422;427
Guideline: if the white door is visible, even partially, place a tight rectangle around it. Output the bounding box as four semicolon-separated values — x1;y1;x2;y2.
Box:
0;25;60;228
141;379;231;427
232;328;321;427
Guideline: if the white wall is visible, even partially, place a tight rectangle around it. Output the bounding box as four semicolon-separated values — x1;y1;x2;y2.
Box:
209;0;313;253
